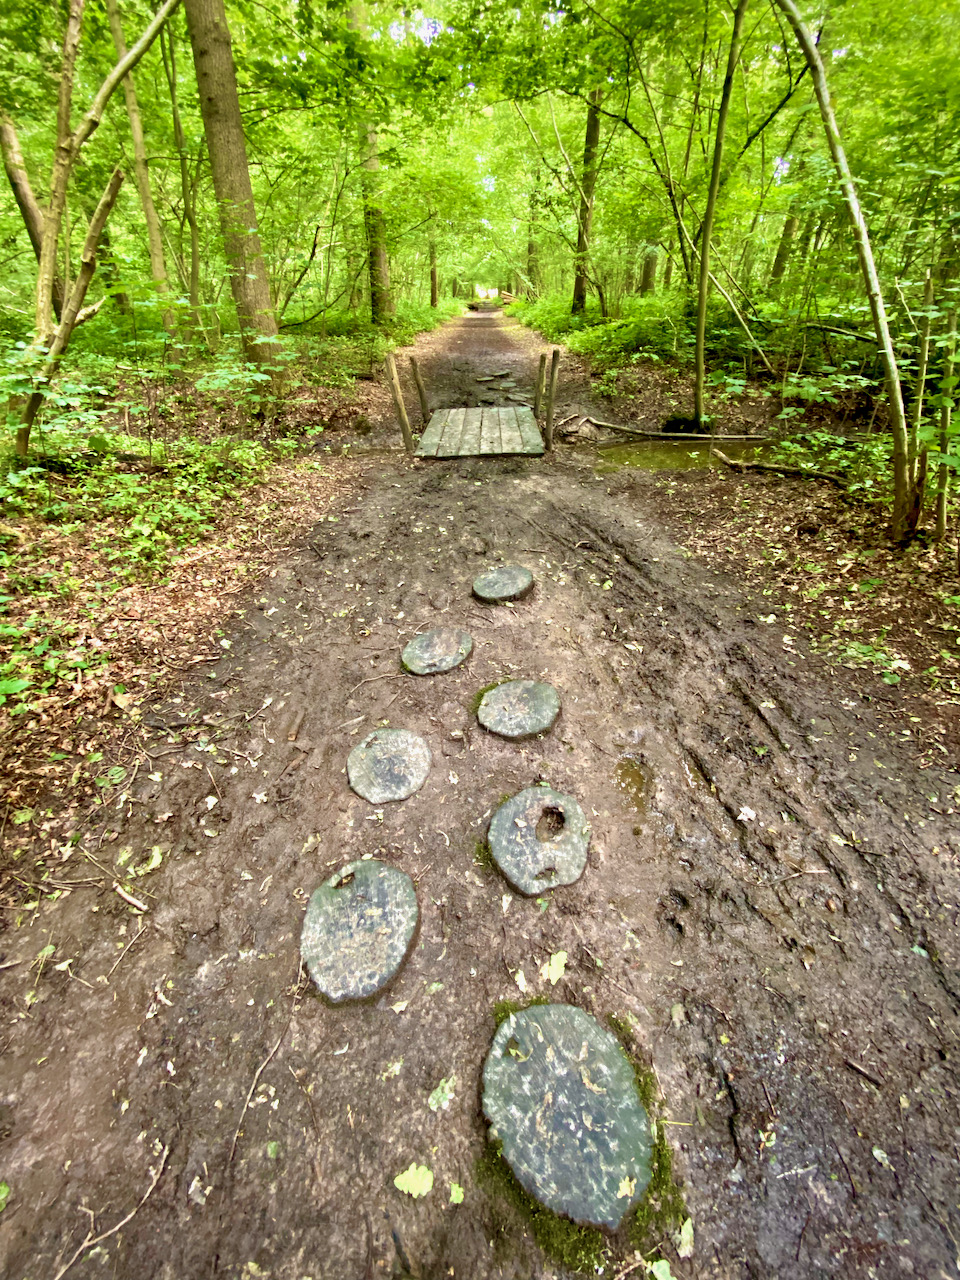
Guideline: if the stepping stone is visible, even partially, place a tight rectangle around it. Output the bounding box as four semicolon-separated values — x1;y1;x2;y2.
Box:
301;859;418;1003
347;729;431;803
483;1003;652;1230
478;680;560;740
498;380;518;389
402;628;473;675
488;786;590;894
473;565;534;604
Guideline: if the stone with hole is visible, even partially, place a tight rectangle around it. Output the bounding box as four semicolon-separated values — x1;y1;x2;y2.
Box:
472;565;534;604
347;729;431;803
477;680;560;740
402;628;473;675
300;860;418;1003
488;786;589;895
483;1003;652;1230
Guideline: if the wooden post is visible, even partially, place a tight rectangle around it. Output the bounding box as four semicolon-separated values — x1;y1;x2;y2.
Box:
409;355;429;422
533;352;547;417
544;347;560;451
385;353;414;455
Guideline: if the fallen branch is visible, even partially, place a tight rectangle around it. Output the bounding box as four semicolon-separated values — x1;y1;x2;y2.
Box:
711;446;845;486
53;1145;170;1280
592;419;766;442
230;1026;287;1161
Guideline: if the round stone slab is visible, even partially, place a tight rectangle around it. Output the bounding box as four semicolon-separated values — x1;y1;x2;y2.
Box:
402;628;473;675
478;680;560;740
489;786;590;895
473;565;534;604
483;1004;652;1230
347;729;431;803
300;860;418;1003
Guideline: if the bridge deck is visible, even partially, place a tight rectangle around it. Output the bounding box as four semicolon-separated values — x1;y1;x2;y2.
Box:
415;407;544;458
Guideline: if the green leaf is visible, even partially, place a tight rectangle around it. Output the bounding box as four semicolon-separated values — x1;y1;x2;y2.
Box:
266;1141;280;1160
0;1182;9;1212
394;1163;433;1198
648;1261;676;1280
449;1182;464;1204
676;1217;694;1258
428;1076;456;1112
540;950;567;985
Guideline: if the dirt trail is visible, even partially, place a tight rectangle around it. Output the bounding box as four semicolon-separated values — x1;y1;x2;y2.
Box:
2;313;960;1280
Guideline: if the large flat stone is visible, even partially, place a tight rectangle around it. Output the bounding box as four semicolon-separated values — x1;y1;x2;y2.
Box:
473;565;534;603
347;729;431;803
402;628;473;675
477;680;560;740
300;860;418;1002
488;786;590;894
483;1004;652;1230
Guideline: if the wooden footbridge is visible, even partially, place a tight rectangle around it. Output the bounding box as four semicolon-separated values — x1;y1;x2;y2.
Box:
415;407;543;458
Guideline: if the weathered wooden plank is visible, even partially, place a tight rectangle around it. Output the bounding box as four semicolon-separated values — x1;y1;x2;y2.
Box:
459;407;483;455
437;408;467;457
515;407;545;455
498;408;525;454
480;407;502;454
416;409;449;457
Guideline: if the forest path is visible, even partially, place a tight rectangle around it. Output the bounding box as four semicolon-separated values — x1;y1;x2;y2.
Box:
1;316;960;1280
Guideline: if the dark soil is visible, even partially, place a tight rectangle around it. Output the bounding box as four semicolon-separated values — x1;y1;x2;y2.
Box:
2;312;960;1280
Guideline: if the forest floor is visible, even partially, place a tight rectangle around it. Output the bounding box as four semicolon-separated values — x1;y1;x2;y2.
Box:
1;311;960;1280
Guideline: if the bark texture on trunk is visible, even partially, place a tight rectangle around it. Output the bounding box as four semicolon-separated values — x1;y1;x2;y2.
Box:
696;0;748;429
640;249;657;296
769;210;798;291
572;89;602;315
106;0;174;334
183;0;280;364
429;225;438;308
773;0;913;540
1;115;65;319
359;126;394;324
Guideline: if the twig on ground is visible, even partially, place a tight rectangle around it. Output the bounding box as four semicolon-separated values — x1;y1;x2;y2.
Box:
108;922;148;977
712;446;844;486
230;1026;288;1162
52;1145;170;1280
112;882;148;912
348;673;404;696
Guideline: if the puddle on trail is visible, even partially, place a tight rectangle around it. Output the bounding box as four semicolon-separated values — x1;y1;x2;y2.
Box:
594;438;771;473
615;757;651;815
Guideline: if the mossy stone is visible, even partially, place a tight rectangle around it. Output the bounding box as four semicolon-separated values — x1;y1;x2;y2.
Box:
347;729;431;803
478;680;560;740
300;860;418;1002
402;627;473;675
483;1004;652;1231
473;565;534;603
489;786;590;895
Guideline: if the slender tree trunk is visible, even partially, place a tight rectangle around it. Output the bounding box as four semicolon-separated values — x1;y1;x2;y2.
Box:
640;249;658;296
769;209;799;292
160;28;205;341
934;310;956;542
19;170;125;454
429;222;438;308
359;126;394;323
663;251;674;290
773;0;914;540
572;88;602;315
0;117;66;320
183;0;280;364
106;0;174;335
697;0;749;429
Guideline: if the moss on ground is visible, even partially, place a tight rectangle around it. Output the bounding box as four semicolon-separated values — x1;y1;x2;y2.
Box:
469;679;506;714
473;839;496;873
477;1003;687;1277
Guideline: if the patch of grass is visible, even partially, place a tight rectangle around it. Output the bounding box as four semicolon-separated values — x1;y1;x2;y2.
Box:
473;839;496;873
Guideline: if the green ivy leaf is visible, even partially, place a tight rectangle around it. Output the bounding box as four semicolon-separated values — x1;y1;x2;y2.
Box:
394;1163;433;1198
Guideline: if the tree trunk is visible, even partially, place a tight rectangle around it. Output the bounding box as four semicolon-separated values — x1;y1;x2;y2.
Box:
696;0;748;429
768;210;799;291
19;170;125;454
773;0;914;540
572;88;602;315
663;252;674;290
640;249;657;296
105;0;175;335
934;309;956;543
429;224;438;308
183;0;281;365
160;27;205;341
0;115;66;320
359;125;394;324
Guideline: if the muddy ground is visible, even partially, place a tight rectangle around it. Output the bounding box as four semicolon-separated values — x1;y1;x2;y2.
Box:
2;313;960;1280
